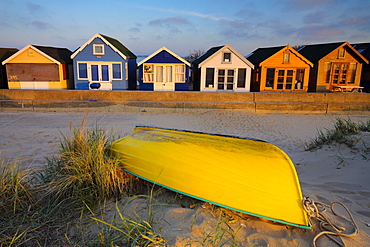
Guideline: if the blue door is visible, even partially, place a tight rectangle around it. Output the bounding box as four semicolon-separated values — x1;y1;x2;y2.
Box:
91;64;110;82
92;65;99;81
102;65;109;81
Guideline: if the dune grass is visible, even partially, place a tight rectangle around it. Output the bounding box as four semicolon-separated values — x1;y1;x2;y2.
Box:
0;158;34;214
304;117;370;151
40;117;132;207
0;117;139;246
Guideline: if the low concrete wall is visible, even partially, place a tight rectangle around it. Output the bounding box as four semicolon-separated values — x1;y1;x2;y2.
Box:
1;89;369;114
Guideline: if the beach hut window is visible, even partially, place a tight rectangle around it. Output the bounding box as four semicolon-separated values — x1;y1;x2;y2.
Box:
266;68;275;88
222;52;231;63
217;69;234;90
347;63;357;84
112;63;122;80
101;65;109;81
295;69;305;89
166;66;172;82
93;44;104;55
156;66;164;82
237;68;246;88
78;63;88;79
283;53;290;63
285;70;294;89
143;64;153;82
175;65;185;82
338;48;345;58
205;68;215;88
324;63;332;84
218;69;225;89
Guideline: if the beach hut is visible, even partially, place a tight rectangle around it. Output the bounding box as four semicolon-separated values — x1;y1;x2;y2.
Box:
137;47;190;91
2;45;73;89
297;42;369;92
351;42;370;93
71;33;137;90
247;45;313;92
192;44;254;92
0;48;18;89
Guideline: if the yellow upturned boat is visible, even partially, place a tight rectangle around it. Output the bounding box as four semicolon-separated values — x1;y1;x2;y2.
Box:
111;125;311;229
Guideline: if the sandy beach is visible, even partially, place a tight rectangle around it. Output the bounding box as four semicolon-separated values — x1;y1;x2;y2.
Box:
1;110;370;246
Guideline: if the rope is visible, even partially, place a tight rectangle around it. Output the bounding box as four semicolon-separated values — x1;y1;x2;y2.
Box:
303;197;358;247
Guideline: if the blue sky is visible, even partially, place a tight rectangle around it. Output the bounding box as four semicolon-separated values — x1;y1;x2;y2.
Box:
1;0;369;56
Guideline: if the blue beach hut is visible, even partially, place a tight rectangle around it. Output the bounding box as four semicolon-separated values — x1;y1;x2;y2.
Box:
71;33;137;90
137;47;190;91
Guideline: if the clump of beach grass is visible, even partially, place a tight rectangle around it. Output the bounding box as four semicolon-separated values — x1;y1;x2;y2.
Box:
0;117;156;246
0;157;38;246
40;117;132;207
0;157;34;214
304;117;370;151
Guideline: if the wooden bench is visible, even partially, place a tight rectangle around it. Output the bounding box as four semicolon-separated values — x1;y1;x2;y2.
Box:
333;86;364;92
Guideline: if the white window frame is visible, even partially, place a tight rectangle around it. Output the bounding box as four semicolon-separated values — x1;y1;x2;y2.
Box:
77;62;88;80
143;63;186;83
77;62;123;81
112;63;123;80
216;68;235;90
93;44;105;55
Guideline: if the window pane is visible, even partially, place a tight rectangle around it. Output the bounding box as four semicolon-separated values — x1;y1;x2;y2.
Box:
113;64;121;79
91;65;99;81
218;69;225;76
284;53;290;62
223;53;231;62
287;70;293;76
166;66;172;82
324;63;331;83
102;65;109;81
94;45;104;55
78;63;88;79
206;68;215;87
266;68;275;87
156;66;163;82
237;68;246;88
228;70;234;76
95;46;102;53
278;70;285;76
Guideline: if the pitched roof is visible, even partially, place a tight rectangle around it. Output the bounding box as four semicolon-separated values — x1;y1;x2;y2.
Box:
351;42;370;60
246;45;313;67
246;46;285;64
193;44;254;69
33;45;72;63
100;34;136;59
71;33;137;59
138;47;190;66
2;45;72;65
296;42;344;62
0;48;18;62
192;45;224;65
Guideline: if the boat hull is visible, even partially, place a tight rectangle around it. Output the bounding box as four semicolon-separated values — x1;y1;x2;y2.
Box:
111;126;310;229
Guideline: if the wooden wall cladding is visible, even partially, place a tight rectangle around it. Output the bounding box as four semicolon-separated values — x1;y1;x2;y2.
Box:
7;63;59;81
